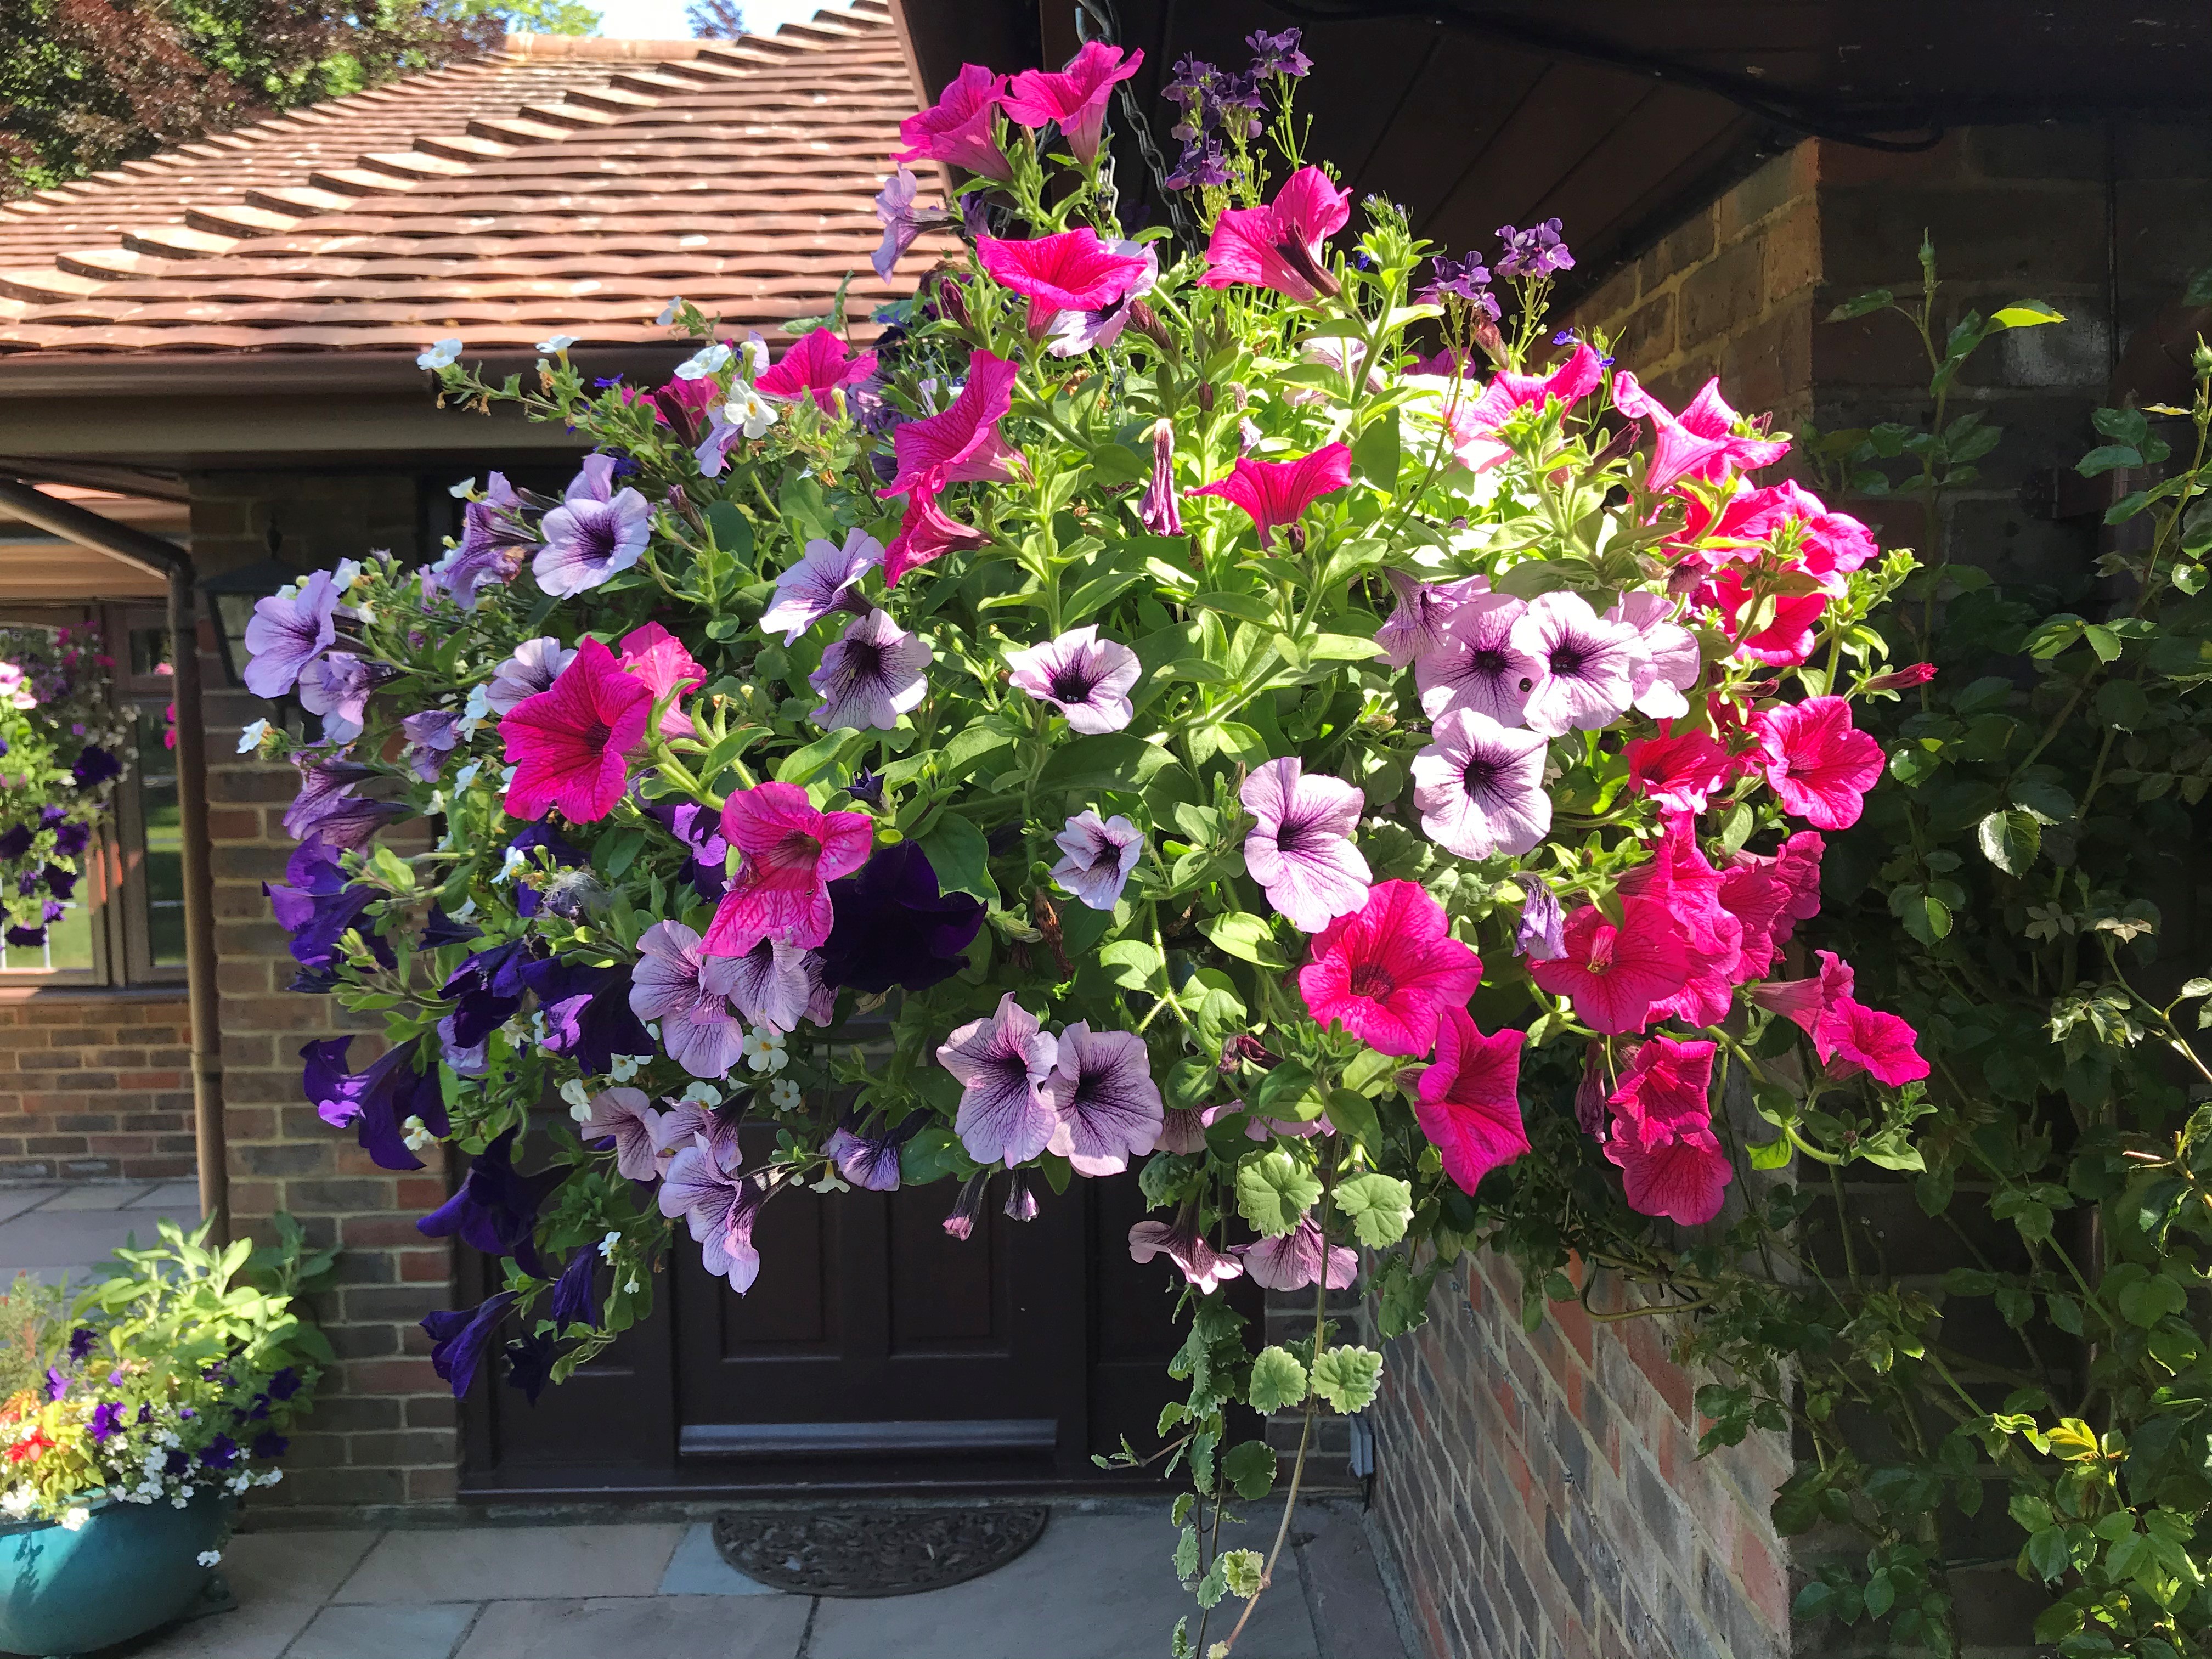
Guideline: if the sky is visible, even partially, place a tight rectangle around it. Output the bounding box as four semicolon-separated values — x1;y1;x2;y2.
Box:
584;0;828;38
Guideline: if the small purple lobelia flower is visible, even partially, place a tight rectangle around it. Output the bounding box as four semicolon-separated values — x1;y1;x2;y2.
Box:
1041;1022;1164;1176
1005;625;1141;733
533;454;652;597
938;992;1059;1167
573;1086;665;1182
1416;592;1542;727
808;609;932;731
825;1110;924;1192
486;638;575;715
760;531;883;644
1232;1215;1355;1292
628;919;747;1079
1510;590;1639;737
1514;872;1567;962
296;653;391;744
1049;810;1144;911
1410;706;1552;862
241;569;341;698
1128;1205;1243;1293
1239;757;1370;933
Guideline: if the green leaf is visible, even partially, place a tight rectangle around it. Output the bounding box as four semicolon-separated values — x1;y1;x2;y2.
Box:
1826;288;1895;321
1220;1548;1266;1600
2093;678;2151;730
1236;1149;1322;1237
1175;1523;1201;1584
774;727;853;786
2077;444;2143;478
2026;1525;2070;1584
2188;267;2212;307
702;501;755;561
1221;1440;1278;1500
1334;1172;1413;1246
1250;1059;1318;1120
1198;911;1288;968
1190;590;1278;625
915;812;996;903
1747;1135;1795;1170
1352;414;1400;490
1976;809;2040;876
2118;1273;2187;1329
1083;442;1149;486
1989;301;2064;330
1246;1345;1309;1412
1035;732;1172;795
1323;1088;1383;1149
1308;1346;1384;1413
1099;938;1166;991
2009;775;2075;824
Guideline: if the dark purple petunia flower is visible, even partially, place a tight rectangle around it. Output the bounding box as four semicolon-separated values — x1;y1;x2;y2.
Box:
250;1430;289;1460
646;800;729;900
52;821;89;858
39;806;63;829
417;1126;563;1277
265;836;393;983
241;569;341;699
199;1434;239;1469
504;1330;560;1404
300;1034;448;1170
818;842;984;995
422;1291;518;1398
438;938;533;1057
0;826;31;862
88;1400;125;1443
162;1448;189;1477
507;825;585;919
67;1326;95;1364
521;960;654;1074
42;866;75;902
420;905;480;950
550;1248;600;1331
1514;874;1567;961
7;924;47;949
71;744;122;789
268;1367;301;1401
823;1111;924;1193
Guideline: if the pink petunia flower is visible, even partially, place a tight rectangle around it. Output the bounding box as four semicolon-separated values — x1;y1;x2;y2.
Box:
878;350;1023;501
1376;568;1486;672
1042;1022;1164;1176
1186;443;1353;548
1511;591;1639;737
1700;567;1828;667
1128;1209;1243;1293
1748;948;1855;1035
1529;898;1690;1035
1607;590;1704;719
1624;726;1733;815
1200;165;1351;303
809;608;932;731
1000;41;1143;161
1605;1036;1731;1226
978;229;1153;334
1410;707;1551;861
892;61;1011;182
620;622;705;738
1435;342;1606;472
755;328;878;417
1621;820;1743;1027
1753;696;1884;830
1415;1006;1529;1195
938;993;1059;1166
1297;880;1484;1058
1733;479;1877;593
701;781;873;957
500;636;651;823
760;531;882;643
1240;757;1370;933
1051;809;1145;911
1231;1215;1356;1293
1005;625;1141;733
1815;997;1929;1086
629;919;747;1079
1046;240;1158;357
1615;371;1790;494
1416;592;1542;726
883;490;990;588
574;1086;664;1182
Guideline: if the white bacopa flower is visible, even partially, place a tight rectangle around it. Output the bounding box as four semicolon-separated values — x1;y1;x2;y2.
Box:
402;1115;437;1153
769;1077;802;1111
416;338;462;370
674;341;732;381
729;387;779;439
496;845;531;883
598;1229;623;1260
332;558;363;591
559;1079;594;1119
3;1487;32;1517
353;601;376;624
450;896;478;923
741;1025;789;1074
453;760;482;789
681;1080;723;1107
500;764;519;790
537;334;578;354
625;1278;641;1294
607;1052;644;1082
656;297;683;326
448;476;477;498
61;1506;89;1531
198;1549;223;1567
236;718;270;755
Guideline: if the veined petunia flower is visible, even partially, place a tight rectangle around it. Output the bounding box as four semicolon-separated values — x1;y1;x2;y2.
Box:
893;61;1011;182
297;652;391;745
825;1111;924;1192
1297;879;1483;1058
1231;1216;1355;1293
1748;948;1855;1035
1624;727;1735;816
872;166;952;282
1128;1207;1243;1293
1137;418;1183;535
1186;443;1352;548
883;489;991;589
1005;625;1142;733
939;993;1059;1166
1378;569;1486;673
533;454;652;597
574;1087;665;1183
701;781;873;957
808;609;932;731
723;938;821;1035
1608;590;1704;719
1815;997;1929;1087
1240;757;1370;932
629;920;747;1079
761;531;883;642
755;327;878;417
441;476;536;607
1001;40;1143;161
1530;898;1690;1034
1410;707;1551;862
242;569;340;698
1051;809;1144;911
1752;696;1883;830
1605;1036;1730;1226
1514;873;1566;961
1701;568;1827;667
619;622;705;737
820;842;985;994
1415;592;1541;725
1046;240;1159;357
1511;591;1639;737
486;637;575;716
878;350;1022;500
500;636;651;823
659;1132;770;1293
1415;1005;1529;1194
978;229;1153;335
1620;819;1743;1026
400;710;459;781
1041;1022;1164;1176
1200;165;1351;303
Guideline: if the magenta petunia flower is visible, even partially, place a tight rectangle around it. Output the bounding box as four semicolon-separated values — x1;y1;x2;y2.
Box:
500;636;650;823
879;351;1021;501
1410;707;1551;862
883;489;990;589
1041;1021;1163;1176
1702;568;1828;667
872;166;952;283
486;637;575;715
1051;809;1144;911
1005;625;1141;733
629;919;747;1078
1615;371;1790;494
1624;727;1734;815
574;1086;665;1182
619;622;704;738
723;938;820;1035
1377;569;1486;672
892;61;1012;182
1000;40;1143;161
1231;1215;1356;1293
1748;948;1854;1035
1752;696;1884;830
1128;1209;1243;1293
1415;1006;1529;1195
1436;343;1605;472
755;327;878;417
978;229;1153;334
1609;590;1704;719
1414;592;1540;725
533;454;652;597
1240;757;1369;932
1046;240;1158;357
809;608;932;732
1815;997;1929;1087
1530;898;1690;1035
938;993;1059;1166
701;781;873;957
1510;591;1639;737
1605;1036;1730;1226
1297;879;1484;1058
1620;820;1742;1027
1186;443;1352;549
761;531;882;642
242;569;340;698
1200;165;1351;303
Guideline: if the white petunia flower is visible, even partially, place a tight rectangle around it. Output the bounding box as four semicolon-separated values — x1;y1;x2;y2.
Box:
674;342;732;381
236;719;270;755
537;334;578;355
416;338;462;370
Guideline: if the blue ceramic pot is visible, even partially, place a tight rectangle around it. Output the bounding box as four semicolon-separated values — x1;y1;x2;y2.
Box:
0;1490;230;1657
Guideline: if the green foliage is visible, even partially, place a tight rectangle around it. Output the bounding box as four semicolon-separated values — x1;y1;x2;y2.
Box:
0;1272;67;1401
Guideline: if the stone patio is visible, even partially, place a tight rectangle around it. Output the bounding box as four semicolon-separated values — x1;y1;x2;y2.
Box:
0;1180;201;1288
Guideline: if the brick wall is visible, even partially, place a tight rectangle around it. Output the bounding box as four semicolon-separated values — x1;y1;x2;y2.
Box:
0;988;193;1181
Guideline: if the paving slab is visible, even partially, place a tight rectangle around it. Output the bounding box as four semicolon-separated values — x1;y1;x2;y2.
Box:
284;1601;480;1658
139;1182;205;1216
0;1207;174;1273
218;1528;382;1605
0;1186;61;1227
32;1183;156;1211
335;1523;687;1604
454;1594;812;1658
803;1511;1321;1659
1296;1502;1408;1659
123;1596;320;1659
656;1522;781;1595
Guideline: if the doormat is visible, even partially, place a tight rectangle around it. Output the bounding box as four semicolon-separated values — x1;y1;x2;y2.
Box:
711;1506;1049;1598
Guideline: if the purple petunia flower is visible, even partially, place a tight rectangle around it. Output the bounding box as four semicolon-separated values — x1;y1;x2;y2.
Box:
250;1430;289;1460
628;919;747;1079
809;609;932;732
282;754;399;849
533;454;652;597
400;710;460;782
1417;592;1542;726
938;993;1059;1167
1128;1207;1243;1293
825;1111;924;1192
1239;757;1370;933
70;743;121;789
522;958;654;1074
1231;1215;1355;1292
67;1326;95;1364
1049;810;1144;912
264;836;393;983
648;799;730;901
819;843;983;995
52;820;89;858
199;1434;239;1469
1410;707;1552;862
44;1366;67;1401
1375;569;1481;672
550;1247;600;1332
760;531;883;644
485;637;577;716
296;653;392;744
872;166;953;283
268;1368;301;1401
437;938;531;1065
1041;1022;1163;1177
1510;591;1638;737
417;1126;562;1277
1514;873;1567;962
574;1086;665;1183
1005;625;1141;733
422;1291;518;1398
301;1034;449;1170
942;1169;991;1240
0;825;30;862
439;475;535;607
242;570;341;698
1138;420;1183;536
722;938;826;1035
5;923;46;949
658;1132;770;1293
505;1330;559;1403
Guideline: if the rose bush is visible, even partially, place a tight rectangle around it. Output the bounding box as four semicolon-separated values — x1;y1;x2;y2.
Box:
242;32;1958;1648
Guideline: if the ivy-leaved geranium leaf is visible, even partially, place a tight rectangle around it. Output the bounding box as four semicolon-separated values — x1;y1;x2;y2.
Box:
1220;1548;1266;1600
1221;1440;1278;1500
1334;1171;1413;1246
1246;1345;1308;1412
1237;1149;1321;1237
1175;1523;1201;1586
1309;1345;1384;1414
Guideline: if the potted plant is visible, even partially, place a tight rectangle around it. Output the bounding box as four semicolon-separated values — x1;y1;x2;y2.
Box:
0;1217;328;1656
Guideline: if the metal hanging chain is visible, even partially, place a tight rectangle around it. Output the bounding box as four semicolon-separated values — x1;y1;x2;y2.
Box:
1073;0;1199;247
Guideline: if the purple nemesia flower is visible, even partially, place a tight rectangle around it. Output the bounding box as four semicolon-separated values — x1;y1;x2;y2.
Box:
533;454;652;597
629;919;747;1078
575;1086;665;1182
760;531;883;644
523;958;654;1074
873;166;952;282
551;1248;600;1331
1005;625;1141;733
296;653;392;744
486;637;577;715
505;1330;558;1403
1165;137;1231;191
1041;1022;1163;1176
84;1400;120;1444
825;1111;924;1192
819;842;983;994
1128;1209;1243;1293
1050;810;1144;911
1496;218;1574;279
400;710;460;781
723;938;821;1035
200;1434;239;1470
251;1431;289;1460
1416;253;1499;318
417;1126;563;1277
938;992;1059;1167
1240;757;1370;932
1045;240;1159;358
809;608;932;731
1246;26;1311;76
1608;590;1703;720
1003;1169;1040;1221
1411;706;1553;861
422;1291;517;1398
1514;873;1567;961
1417;592;1542;726
1510;590;1638;737
1232;1215;1355;1292
943;1169;991;1240
242;570;341;698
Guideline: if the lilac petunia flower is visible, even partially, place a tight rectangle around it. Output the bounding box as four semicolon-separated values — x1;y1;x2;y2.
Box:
1608;590;1704;720
760;531;883;644
658;1132;770;1293
417;1126;562;1276
574;1086;665;1182
1510;590;1639;737
1045;240;1159;358
400;710;460;781
1128;1207;1244;1293
486;638;576;715
533;455;652;597
1050;810;1144;911
938;992;1059;1167
1231;1215;1356;1292
808;609;932;731
440;476;535;607
825;1111;924;1192
629;919;747;1079
1240;757;1370;932
722;938;819;1035
422;1291;518;1398
1005;625;1141;733
297;652;392;744
1416;592;1542;727
1376;569;1483;672
1514;873;1568;962
242;570;341;698
283;754;399;849
1410;706;1553;861
872;166;952;283
1042;1022;1164;1177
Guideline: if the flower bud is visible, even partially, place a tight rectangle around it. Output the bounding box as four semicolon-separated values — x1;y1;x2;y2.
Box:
1861;662;1937;691
1472;317;1508;369
1138;419;1183;537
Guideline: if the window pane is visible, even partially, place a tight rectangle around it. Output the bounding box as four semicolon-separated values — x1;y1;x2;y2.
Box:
129;624;173;680
134;719;185;968
0;897;91;974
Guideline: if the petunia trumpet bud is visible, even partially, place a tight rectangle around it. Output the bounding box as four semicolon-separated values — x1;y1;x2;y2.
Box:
1129;300;1176;356
1861;662;1937;692
943;1170;991;1240
1197;381;1216;414
1591;419;1641;470
1471;317;1508;369
1138;419;1184;536
1002;1169;1040;1222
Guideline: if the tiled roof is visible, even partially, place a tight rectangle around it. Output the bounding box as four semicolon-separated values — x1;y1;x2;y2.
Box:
0;1;946;357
